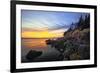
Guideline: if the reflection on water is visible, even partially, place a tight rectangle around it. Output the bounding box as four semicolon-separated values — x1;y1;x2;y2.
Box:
21;38;60;62
21;38;49;57
22;38;48;50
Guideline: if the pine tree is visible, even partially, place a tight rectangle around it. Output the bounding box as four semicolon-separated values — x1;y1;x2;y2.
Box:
82;14;90;29
77;15;84;27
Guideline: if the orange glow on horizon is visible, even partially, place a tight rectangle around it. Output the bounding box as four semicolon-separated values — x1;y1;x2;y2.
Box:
22;31;63;38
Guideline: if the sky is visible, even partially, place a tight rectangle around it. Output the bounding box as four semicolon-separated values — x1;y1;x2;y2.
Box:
21;10;88;38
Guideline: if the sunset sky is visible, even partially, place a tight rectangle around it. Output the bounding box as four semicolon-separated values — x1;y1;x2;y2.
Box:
21;10;88;38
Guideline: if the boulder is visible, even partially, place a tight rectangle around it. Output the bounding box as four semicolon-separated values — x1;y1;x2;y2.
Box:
26;50;42;61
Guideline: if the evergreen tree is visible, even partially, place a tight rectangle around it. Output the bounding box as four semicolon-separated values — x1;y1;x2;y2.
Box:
81;14;90;29
77;15;84;27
